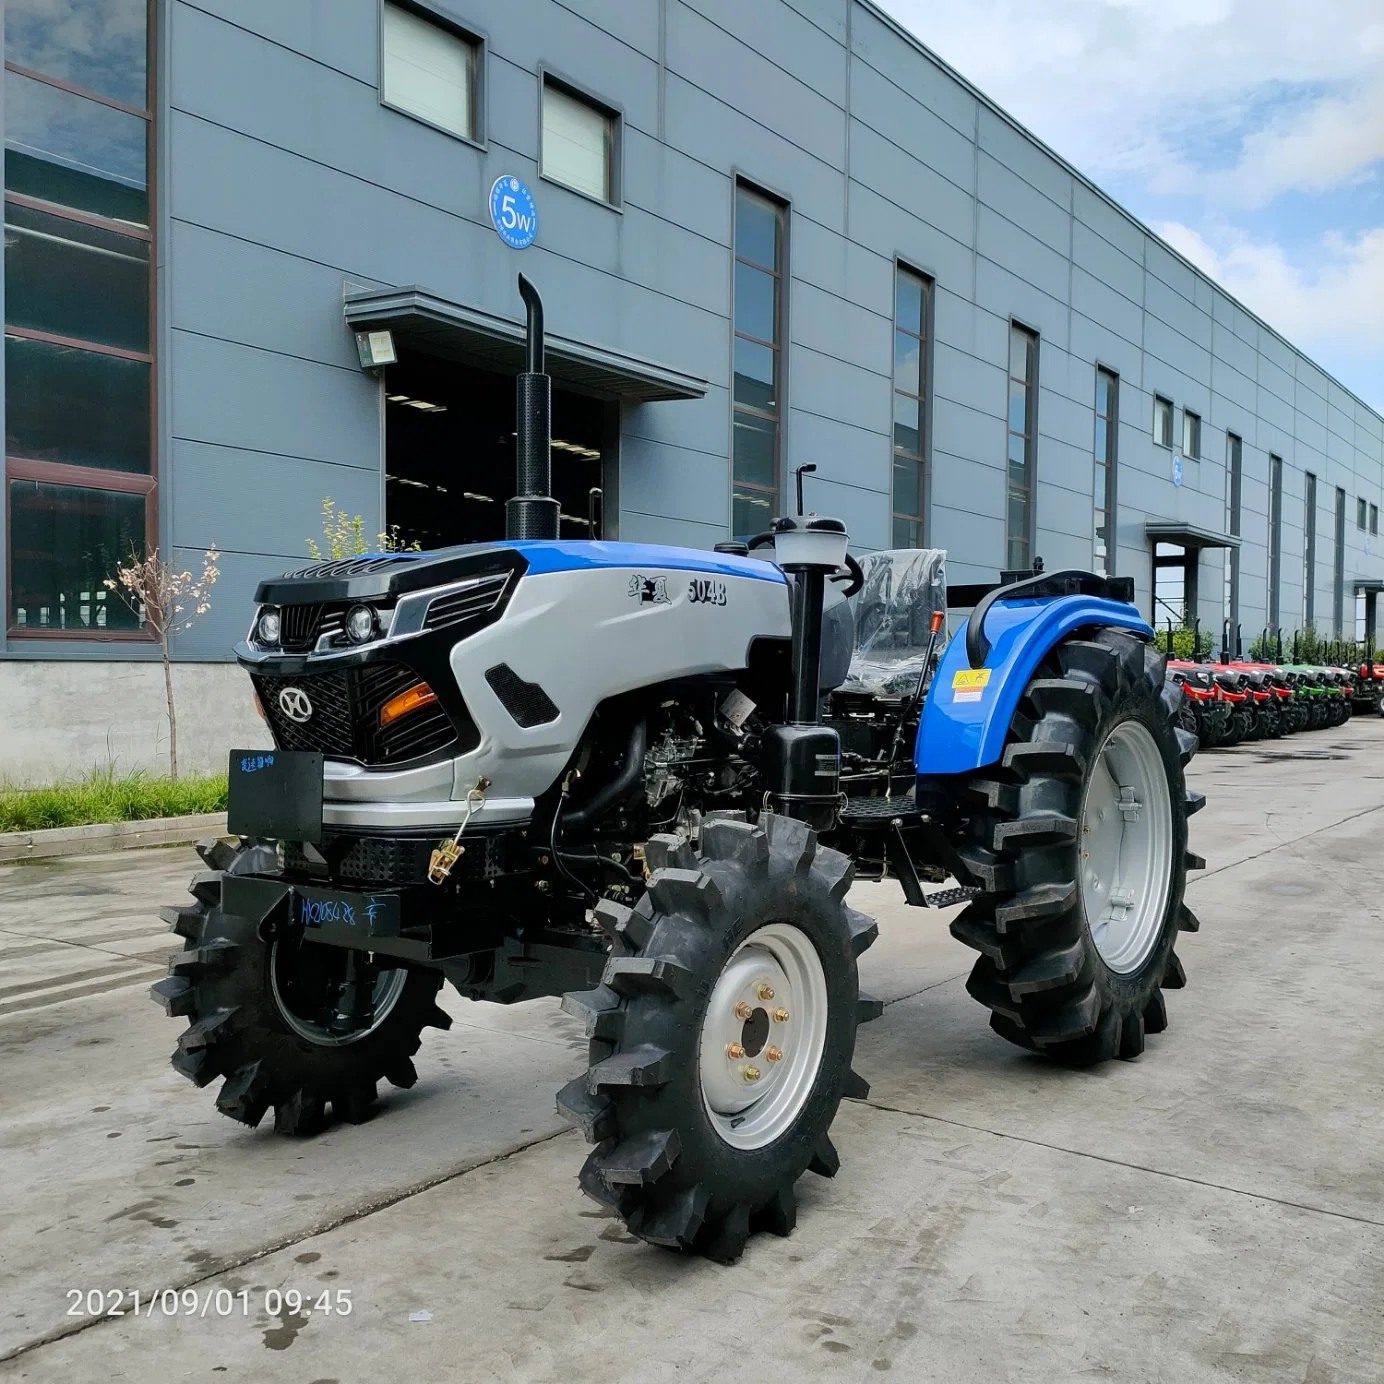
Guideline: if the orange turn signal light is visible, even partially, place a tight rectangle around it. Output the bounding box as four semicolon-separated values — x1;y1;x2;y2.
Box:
379;680;438;728
252;690;267;721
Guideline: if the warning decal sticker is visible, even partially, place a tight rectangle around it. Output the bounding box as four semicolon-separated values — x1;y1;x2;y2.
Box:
951;668;991;703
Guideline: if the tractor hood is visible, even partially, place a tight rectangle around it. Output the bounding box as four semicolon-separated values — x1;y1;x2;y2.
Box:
253;540;786;606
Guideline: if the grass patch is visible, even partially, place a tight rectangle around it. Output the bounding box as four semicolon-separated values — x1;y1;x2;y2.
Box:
0;768;228;833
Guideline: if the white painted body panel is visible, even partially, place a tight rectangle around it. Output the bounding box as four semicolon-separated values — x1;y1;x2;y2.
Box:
323;565;791;827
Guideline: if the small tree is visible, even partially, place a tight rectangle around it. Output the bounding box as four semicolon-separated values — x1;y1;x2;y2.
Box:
104;547;220;780
306;497;420;561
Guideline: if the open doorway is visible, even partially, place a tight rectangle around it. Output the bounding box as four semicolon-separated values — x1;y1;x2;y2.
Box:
383;351;610;549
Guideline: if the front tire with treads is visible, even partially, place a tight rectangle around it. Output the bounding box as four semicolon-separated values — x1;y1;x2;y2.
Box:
557;814;879;1263
153;839;449;1134
948;628;1201;1065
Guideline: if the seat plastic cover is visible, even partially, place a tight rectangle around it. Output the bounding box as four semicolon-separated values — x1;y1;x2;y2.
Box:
840;548;947;696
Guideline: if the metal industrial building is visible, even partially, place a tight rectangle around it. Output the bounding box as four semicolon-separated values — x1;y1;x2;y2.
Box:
3;0;1383;780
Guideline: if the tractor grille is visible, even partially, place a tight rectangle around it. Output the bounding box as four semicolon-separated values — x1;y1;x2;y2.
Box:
425;573;511;631
485;662;559;727
283;830;508;887
251;660;473;765
279;602;347;652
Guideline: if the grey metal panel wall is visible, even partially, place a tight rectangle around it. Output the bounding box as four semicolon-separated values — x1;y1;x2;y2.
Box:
15;0;1376;661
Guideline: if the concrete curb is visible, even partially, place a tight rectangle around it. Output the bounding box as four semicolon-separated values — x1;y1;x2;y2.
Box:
0;812;229;864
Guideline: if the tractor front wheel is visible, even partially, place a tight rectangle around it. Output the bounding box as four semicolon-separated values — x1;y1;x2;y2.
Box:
557;814;879;1262
154;839;449;1134
949;628;1201;1064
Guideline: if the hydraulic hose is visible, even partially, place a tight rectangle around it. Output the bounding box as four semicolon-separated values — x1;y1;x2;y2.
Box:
560;718;648;833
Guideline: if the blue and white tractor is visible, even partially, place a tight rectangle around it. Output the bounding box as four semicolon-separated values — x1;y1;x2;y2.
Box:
155;279;1203;1263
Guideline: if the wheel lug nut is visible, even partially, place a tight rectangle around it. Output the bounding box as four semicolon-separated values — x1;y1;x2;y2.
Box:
772;1007;789;1024
765;1046;783;1062
734;1001;753;1020
757;984;775;1001
743;1065;761;1082
725;1043;745;1060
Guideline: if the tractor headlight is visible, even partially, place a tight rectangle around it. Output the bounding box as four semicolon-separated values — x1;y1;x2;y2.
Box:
256;606;281;645
345;604;377;644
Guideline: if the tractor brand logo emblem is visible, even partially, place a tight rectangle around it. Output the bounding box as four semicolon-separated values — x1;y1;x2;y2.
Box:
951;668;991;703
628;574;670;605
278;686;315;723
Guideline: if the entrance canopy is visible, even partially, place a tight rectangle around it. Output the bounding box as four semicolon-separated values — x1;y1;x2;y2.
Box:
1144;520;1240;550
344;286;708;403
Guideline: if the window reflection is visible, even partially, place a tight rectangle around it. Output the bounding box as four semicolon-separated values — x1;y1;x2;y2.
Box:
4;0;148;108
4;70;148;225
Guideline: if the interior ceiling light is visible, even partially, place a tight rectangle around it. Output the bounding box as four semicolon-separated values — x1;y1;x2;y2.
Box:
387;394;410;402
462;492;495;502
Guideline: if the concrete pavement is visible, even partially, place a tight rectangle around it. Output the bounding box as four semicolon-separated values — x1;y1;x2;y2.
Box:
2;723;1382;1381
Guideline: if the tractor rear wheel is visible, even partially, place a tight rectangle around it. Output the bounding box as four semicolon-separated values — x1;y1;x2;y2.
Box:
153;839;449;1134
949;628;1201;1065
557;814;878;1262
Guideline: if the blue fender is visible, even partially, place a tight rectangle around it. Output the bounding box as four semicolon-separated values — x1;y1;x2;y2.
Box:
915;596;1153;776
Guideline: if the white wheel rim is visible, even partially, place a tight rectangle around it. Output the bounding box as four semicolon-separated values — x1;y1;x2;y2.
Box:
698;923;829;1151
1079;719;1174;976
269;941;408;1047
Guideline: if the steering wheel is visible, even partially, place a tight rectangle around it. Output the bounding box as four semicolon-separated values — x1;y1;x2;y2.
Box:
831;553;865;598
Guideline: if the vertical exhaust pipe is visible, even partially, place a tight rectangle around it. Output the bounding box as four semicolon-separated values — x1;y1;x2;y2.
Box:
506;274;561;541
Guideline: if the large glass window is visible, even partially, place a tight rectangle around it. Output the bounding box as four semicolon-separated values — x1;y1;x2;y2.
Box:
1268;454;1282;631
542;79;616;204
1182;409;1201;461
380;1;478;142
1334;486;1346;637
1094;368;1118;575
1006;324;1037;571
1304;472;1317;628
4;0;154;636
892;265;931;548
1153;395;1173;449
731;184;785;541
1225;433;1242;636
8;479;145;631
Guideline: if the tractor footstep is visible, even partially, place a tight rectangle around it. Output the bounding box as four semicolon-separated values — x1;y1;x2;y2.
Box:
922;886;983;908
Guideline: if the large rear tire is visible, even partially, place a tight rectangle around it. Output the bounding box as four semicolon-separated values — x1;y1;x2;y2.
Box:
949;629;1203;1065
153;839;449;1134
557;814;879;1263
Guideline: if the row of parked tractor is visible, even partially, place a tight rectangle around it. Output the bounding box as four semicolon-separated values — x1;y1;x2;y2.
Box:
1166;655;1384;747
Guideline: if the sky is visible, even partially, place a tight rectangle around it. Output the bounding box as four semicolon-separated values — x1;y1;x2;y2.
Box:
877;0;1384;414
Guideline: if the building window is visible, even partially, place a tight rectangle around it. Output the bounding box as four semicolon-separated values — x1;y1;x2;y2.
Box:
891;265;931;548
1006;325;1038;571
4;0;156;637
1182;409;1201;461
1268;454;1282;631
380;1;479;142
731;183;785;541
1371;504;1378;536
1359;497;1368;531
1304;472;1317;627
1093;368;1118;575
1334;487;1346;637
1153;395;1173;449
1224;433;1242;638
541;78;616;204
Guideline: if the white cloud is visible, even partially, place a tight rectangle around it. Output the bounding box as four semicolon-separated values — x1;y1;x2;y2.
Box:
877;0;1384;207
1157;220;1384;399
877;0;1384;408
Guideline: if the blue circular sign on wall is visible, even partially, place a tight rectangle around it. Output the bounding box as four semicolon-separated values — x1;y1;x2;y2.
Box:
489;175;539;249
